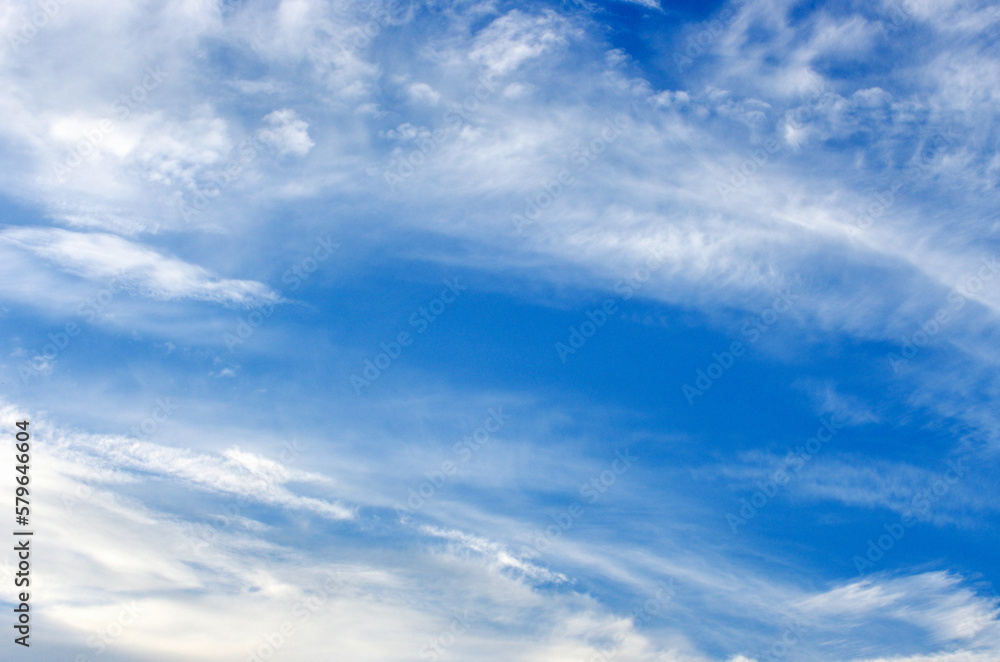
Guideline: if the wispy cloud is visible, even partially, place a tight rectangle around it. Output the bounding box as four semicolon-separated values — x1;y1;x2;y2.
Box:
0;227;278;306
1;0;999;659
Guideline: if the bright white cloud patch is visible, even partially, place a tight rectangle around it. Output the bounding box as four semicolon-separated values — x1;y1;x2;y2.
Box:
260;109;315;157
0;227;278;306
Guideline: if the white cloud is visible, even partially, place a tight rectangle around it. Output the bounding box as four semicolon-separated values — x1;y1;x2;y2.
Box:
0;227;278;306
849;654;999;662
618;0;662;8
468;10;572;76
407;81;441;105
420;525;569;584
261;108;314;157
0;400;715;661
796;573;1000;645
0;2;999;659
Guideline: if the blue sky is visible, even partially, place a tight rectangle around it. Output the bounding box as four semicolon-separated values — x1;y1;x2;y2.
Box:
1;0;1000;660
